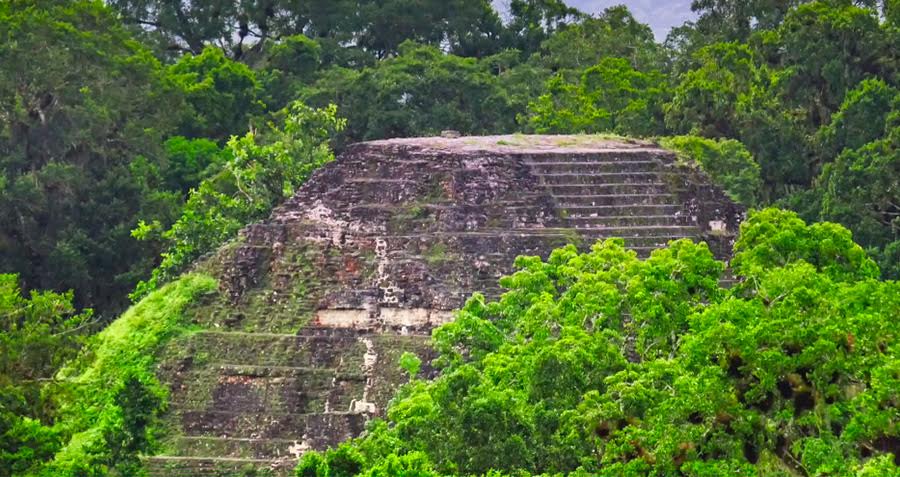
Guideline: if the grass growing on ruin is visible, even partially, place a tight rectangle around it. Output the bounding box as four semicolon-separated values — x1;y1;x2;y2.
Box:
659;135;762;207
37;274;218;476
491;133;641;148
424;242;450;266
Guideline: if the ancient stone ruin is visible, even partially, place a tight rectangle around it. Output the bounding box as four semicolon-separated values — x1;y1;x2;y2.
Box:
147;135;743;476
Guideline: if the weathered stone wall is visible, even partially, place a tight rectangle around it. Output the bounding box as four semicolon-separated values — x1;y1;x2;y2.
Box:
147;136;743;476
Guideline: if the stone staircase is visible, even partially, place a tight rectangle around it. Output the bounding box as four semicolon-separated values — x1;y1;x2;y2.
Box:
521;152;700;255
148;329;358;476
147;328;430;476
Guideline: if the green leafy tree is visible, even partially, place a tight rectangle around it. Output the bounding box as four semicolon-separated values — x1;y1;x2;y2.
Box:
502;0;585;55
690;0;806;41
665;42;761;138
109;0;237;55
732;73;814;198
525;57;667;136
168;46;263;141
0;274;92;477
481;50;554;127
132;102;344;299
0;0;188;314
32;274;216;476
109;0;503;59
678;1;883;57
731;208;881;282
539;6;664;73
298;209;899;476
665;41;818;198
159;136;232;195
777;1;891;128
815;78;898;161
354;0;504;59
257;35;324;111
302;43;519;142
818;125;899;278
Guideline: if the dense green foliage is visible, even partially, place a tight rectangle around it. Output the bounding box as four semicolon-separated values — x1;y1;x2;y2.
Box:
108;0;507;59
0;1;346;314
297;209;899;476
0;275;92;477
131;102;344;299
0;0;187;314
301;42;528;143
525;58;666;136
2;0;899;475
1;0;896;312
167;46;263;141
4;274;215;476
660;136;762;206
47;274;215;476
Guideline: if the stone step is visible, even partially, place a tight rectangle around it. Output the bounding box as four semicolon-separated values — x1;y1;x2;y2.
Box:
380;228;697;240
167;436;309;463
163;436;303;461
720;278;739;288
348;199;546;213
180;331;368;369
561;204;684;217
565;215;689;227
569;225;699;237
363;230;702;253
615;235;698;248
213;364;360;378
523;230;698;249
519;151;667;163
480;245;663;260
168;365;365;415
527;160;658;174
538;172;662;185
546;183;670;195
145;455;294;477
178;410;368;442
552;194;679;206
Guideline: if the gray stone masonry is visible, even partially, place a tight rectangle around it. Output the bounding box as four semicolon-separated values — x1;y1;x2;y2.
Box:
146;135;743;476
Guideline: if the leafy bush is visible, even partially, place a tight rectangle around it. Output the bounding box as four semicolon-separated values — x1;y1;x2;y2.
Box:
160;137;232;195
815;78;898;161
661;135;762;206
733;208;881;282
0;0;189;314
301;42;522;143
298;209;898;476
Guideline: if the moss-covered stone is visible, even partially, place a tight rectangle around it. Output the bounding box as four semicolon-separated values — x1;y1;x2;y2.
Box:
145;135;742;474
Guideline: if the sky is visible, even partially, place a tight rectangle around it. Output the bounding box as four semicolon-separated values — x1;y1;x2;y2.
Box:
493;0;697;41
570;0;696;39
